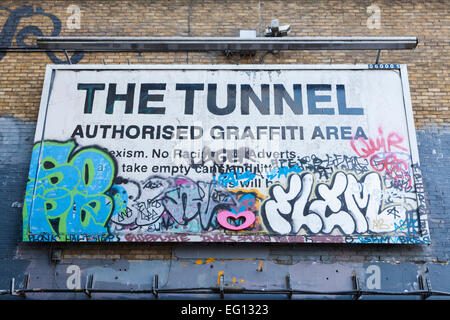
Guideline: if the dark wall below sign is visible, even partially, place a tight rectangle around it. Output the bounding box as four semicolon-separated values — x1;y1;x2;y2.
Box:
0;115;448;298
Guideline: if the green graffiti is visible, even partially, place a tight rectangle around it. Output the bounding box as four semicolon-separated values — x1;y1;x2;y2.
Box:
23;140;116;241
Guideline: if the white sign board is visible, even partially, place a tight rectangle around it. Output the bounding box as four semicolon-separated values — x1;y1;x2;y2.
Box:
23;64;430;243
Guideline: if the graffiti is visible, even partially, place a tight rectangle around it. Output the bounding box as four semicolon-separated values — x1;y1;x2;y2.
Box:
345;235;430;244
266;165;303;180
370;152;412;191
109;176;263;234
124;233;191;242
323;154;370;175
122;233;348;243
26;232;118;242
280;155;333;179
350;127;412;191
0;5;84;63
109;177;167;229
279;154;370;179
261;171;408;236
164;178;227;230
217;210;256;230
23;145;266;240
394;217;420;235
185;146;257;168
22;140;117;241
22;137;426;242
350;126;408;159
217;169;256;187
412;165;429;238
216;191;260;230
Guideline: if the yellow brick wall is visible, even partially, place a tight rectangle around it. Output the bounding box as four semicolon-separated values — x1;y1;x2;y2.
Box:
1;0;448;259
0;0;449;126
61;243;173;260
0;1;449;126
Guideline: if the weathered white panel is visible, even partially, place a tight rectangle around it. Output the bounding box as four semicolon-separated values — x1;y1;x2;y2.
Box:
23;65;429;244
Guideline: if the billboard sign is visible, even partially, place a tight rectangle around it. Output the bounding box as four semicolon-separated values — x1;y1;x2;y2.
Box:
23;64;430;243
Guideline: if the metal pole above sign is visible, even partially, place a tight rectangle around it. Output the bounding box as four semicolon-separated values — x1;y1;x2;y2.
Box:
36;36;418;52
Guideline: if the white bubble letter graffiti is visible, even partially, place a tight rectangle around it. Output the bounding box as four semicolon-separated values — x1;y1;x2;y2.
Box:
344;172;383;234
262;173;321;235
309;172;355;234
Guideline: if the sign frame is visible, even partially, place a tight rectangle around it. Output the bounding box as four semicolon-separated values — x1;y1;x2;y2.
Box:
24;64;430;244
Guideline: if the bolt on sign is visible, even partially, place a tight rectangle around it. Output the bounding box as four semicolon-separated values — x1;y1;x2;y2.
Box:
22;64;430;244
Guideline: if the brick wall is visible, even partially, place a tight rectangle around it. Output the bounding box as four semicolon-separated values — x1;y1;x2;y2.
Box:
0;0;448;281
0;0;448;126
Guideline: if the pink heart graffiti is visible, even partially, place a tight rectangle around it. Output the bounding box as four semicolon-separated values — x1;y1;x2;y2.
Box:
217;210;256;231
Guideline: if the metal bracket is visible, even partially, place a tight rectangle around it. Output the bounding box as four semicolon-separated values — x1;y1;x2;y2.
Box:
50;248;62;263
152;274;159;299
418;275;432;300
352;273;362;300
286;274;293;299
375;49;381;64
84;274;94;298
10;277;25;298
224;50;235;57
426;277;433;298
10;278;16;296
258;50;277;64
64;50;72;65
20;274;29;298
219;273;224;299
